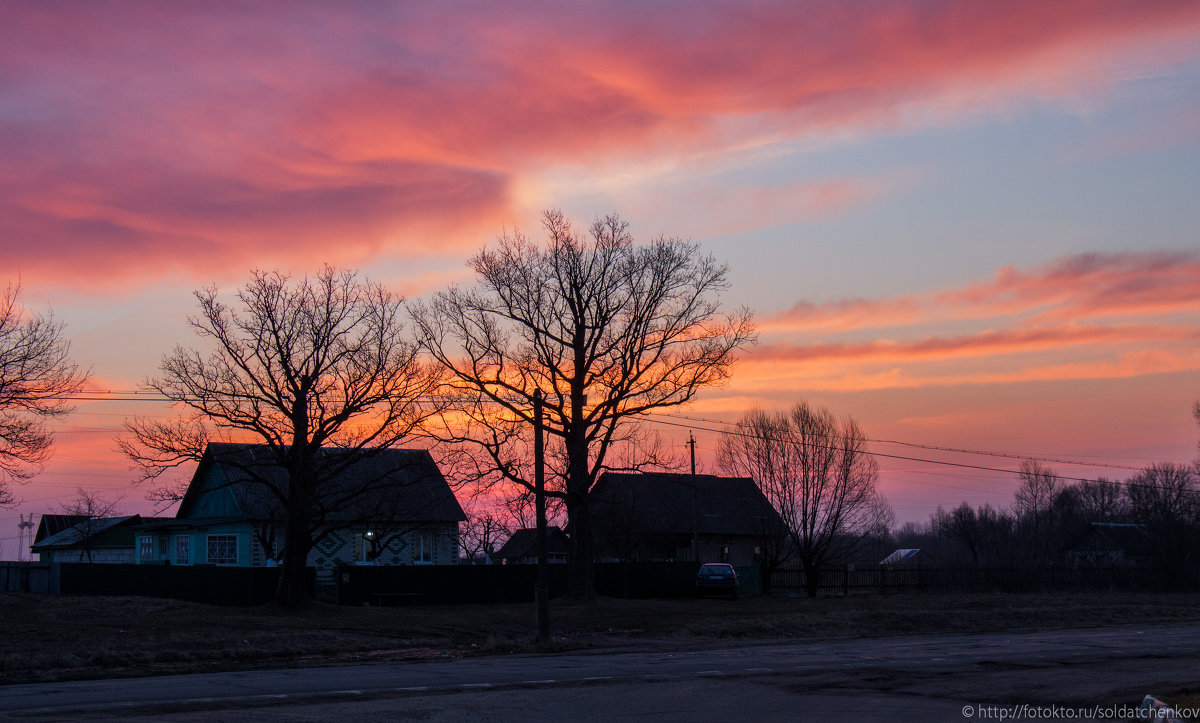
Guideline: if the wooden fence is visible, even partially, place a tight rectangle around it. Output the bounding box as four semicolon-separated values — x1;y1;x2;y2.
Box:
0;562;50;593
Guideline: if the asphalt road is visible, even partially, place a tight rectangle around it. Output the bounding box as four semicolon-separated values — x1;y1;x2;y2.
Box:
3;623;1198;721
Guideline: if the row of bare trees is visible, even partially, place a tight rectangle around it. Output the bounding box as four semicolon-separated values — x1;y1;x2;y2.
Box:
5;208;1195;604
94;210;751;605
900;458;1200;585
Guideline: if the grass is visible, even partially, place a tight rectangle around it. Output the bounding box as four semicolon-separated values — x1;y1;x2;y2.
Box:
3;590;1200;685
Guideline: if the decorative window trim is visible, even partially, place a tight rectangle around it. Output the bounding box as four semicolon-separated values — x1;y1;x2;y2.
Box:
175;535;191;565
413;530;434;564
207;534;238;565
138;536;154;563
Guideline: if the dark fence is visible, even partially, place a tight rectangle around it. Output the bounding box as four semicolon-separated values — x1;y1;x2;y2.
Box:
53;563;314;606
337;562;763;605
0;562;50;593
769;564;1170;595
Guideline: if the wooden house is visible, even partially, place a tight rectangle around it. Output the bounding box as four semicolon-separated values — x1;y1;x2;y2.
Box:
589;472;786;566
133;443;465;585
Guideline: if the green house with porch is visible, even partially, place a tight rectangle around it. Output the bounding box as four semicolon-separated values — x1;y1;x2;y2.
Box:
134;443;465;585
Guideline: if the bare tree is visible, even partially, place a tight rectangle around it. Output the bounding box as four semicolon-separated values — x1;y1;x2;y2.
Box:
117;267;444;606
413;210;754;598
60;487;122;563
457;504;511;564
1126;462;1200;586
1012;460;1063;565
717;402;887;597
1074;477;1129;523
932;502;984;564
0;283;89;504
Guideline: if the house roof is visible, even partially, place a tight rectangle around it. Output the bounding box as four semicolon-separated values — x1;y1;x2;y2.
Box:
591;472;785;537
880;548;920;565
32;515;143;551
34;514;88;544
177;443;465;524
496;526;570;561
1080;522;1155;557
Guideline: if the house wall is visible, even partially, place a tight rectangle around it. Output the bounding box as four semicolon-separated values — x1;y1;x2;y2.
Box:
189;464;243;517
308;524;459;583
136;523;253;567
138;523;460;587
613;534;762;566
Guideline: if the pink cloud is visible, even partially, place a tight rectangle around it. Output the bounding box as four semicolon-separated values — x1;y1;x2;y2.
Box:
2;2;1199;288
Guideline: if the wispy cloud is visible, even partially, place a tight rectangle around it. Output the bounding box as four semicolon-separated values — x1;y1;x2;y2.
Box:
746;251;1200;394
763;251;1200;333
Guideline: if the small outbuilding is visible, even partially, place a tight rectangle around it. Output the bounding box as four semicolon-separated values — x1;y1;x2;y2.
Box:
495;526;570;565
1066;522;1157;568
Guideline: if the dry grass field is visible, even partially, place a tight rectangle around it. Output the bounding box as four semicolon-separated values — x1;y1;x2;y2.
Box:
4;591;1200;685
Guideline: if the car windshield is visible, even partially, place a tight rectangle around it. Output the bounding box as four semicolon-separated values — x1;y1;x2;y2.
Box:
700;565;731;575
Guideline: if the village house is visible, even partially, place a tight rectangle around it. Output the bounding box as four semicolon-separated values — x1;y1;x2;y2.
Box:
1066;522;1158;568
31;515;154;564
133;443;465;585
589;472;786;566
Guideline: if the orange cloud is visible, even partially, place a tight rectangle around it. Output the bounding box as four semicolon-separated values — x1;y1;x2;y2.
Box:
754;324;1198;364
763;251;1200;333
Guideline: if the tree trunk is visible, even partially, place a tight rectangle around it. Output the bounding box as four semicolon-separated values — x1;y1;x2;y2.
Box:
277;512;313;607
803;556;822;598
565;489;595;600
276;463;315;607
564;382;595;601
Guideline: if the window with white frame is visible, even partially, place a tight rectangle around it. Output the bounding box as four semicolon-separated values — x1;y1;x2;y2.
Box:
207;535;238;565
138;536;154;562
175;535;190;565
414;531;433;564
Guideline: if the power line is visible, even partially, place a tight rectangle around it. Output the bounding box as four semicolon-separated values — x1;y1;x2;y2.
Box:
60;391;1166;472
644;415;1109;484
647;412;1151;471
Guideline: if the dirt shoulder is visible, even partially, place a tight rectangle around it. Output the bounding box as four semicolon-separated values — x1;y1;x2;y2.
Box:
4;591;1199;685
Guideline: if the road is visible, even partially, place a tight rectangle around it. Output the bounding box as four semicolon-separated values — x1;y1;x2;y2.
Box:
3;624;1197;720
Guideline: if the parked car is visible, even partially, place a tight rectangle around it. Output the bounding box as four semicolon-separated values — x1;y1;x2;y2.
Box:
695;562;738;600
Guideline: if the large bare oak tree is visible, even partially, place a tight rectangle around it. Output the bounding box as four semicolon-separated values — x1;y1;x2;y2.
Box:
413;210;754;598
118;267;444;605
0;283;89;505
717;401;889;597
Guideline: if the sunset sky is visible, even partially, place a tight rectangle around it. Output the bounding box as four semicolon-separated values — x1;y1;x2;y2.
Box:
2;1;1199;552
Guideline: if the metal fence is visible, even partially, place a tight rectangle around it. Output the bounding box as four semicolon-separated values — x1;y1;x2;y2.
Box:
336;561;763;605
769;564;1170;595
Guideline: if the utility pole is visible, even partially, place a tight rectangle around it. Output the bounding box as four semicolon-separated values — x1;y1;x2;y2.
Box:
687;433;699;561
688;433;696;476
17;514;34;563
533;389;550;643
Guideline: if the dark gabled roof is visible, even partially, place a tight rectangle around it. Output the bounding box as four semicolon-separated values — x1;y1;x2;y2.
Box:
178;443;465;524
32;515;143;551
496;526;569;561
591;472;785;537
1082;522;1156;557
34;514;88;544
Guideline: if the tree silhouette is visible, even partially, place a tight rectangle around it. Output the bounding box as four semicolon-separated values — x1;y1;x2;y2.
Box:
119;267;444;606
718;402;888;597
0;283;89;504
414;210;754;598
